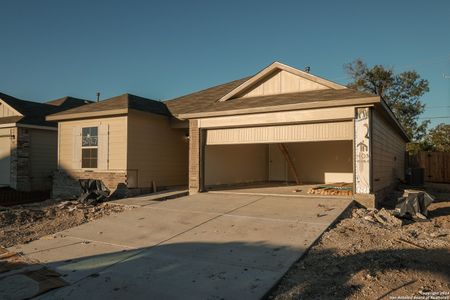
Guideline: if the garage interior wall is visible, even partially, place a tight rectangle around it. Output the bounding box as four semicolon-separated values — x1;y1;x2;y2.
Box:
205;144;268;186
204;140;353;187
283;141;353;183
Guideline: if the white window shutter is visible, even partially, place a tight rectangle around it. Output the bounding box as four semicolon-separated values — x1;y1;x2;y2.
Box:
73;127;82;169
98;124;109;170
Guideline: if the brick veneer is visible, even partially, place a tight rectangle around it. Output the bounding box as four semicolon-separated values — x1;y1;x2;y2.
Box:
188;119;200;194
10;127;32;191
52;170;127;199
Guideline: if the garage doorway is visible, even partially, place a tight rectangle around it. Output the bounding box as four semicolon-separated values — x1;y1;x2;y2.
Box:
204;140;353;197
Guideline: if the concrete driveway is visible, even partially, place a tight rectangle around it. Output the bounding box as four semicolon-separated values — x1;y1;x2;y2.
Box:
6;193;352;299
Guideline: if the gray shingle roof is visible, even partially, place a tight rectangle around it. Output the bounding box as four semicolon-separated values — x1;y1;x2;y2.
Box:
0;92;90;127
164;78;375;116
48;93;170;118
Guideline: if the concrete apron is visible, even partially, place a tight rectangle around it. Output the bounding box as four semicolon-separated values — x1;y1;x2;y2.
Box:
6;193;352;300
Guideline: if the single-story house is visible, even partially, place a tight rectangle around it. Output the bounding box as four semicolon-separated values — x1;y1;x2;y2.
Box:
165;62;409;207
0;93;91;191
46;93;189;198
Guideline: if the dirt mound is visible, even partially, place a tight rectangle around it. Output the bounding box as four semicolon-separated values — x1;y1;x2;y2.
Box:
269;200;450;300
0;200;132;248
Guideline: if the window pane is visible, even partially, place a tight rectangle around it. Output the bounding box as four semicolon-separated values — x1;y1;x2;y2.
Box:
82;149;98;168
91;149;98;159
82;127;98;147
90;127;98;137
82;128;90;137
90;158;98;168
82;159;90;168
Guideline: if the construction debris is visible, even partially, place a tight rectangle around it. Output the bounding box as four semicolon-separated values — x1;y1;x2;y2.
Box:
270;195;450;300
0;267;67;299
78;179;110;205
308;183;353;196
395;189;434;219
0;199;132;248
359;208;403;227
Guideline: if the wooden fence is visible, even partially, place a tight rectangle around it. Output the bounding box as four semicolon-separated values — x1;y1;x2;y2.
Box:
0;188;50;207
408;152;450;183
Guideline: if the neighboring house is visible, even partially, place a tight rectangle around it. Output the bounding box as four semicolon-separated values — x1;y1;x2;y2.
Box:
165;62;409;207
46;94;189;198
0;93;91;191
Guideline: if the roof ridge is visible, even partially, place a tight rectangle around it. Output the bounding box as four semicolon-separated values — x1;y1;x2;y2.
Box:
164;76;252;103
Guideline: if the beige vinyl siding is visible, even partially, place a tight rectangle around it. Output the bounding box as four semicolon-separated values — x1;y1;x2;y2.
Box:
29;129;57;190
0;128;11;185
198;106;355;129
0;101;21;118
372;110;406;192
206;121;353;145
127;110;188;188
58;116;127;171
238;70;328;98
205;144;268;186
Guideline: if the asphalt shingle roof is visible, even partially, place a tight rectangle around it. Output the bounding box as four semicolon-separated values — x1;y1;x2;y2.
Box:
164;78;375;116
48;93;170;118
0;92;90;127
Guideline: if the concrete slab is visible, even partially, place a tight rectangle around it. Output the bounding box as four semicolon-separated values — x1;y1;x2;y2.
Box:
111;189;188;207
40;247;280;300
154;215;322;272
148;192;263;214
229;195;350;225
3;193;352;300
61;206;220;248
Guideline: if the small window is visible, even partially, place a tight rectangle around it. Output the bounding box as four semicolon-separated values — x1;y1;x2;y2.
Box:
81;127;98;168
82;127;98;147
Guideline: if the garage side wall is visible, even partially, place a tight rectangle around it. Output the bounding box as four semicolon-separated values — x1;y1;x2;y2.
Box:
127;110;188;188
205;144;268;187
372;109;406;200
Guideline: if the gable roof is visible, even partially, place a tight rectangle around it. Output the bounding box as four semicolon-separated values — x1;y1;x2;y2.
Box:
47;93;170;121
165;61;376;119
164;62;409;141
218;61;347;102
0;92;91;128
166;86;377;117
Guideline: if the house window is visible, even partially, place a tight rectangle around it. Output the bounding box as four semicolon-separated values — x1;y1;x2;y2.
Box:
82;127;98;168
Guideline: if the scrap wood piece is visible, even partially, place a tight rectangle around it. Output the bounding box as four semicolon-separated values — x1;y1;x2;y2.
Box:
308;183;354;196
396;238;427;250
0;247;27;274
0;267;68;300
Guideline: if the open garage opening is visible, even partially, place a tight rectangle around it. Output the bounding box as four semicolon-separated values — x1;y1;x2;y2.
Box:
204;140;354;197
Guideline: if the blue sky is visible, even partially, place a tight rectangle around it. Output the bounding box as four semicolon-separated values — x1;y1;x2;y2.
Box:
1;0;449;125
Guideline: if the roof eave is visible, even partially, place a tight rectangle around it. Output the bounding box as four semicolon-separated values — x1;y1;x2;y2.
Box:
379;100;410;142
176;96;380;119
46;108;129;121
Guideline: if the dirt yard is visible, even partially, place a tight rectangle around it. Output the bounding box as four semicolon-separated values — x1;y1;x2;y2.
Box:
0;200;132;248
269;185;450;300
